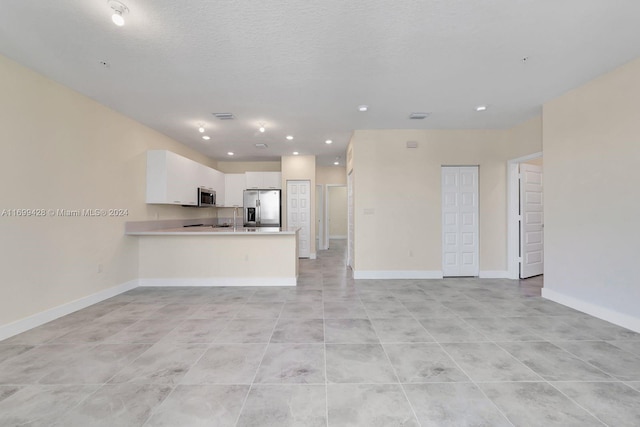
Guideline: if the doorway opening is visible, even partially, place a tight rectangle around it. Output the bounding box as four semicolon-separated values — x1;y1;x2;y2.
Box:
325;184;347;250
507;152;544;281
316;184;324;251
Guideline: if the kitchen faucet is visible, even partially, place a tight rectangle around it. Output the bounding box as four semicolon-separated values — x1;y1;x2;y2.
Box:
233;207;238;231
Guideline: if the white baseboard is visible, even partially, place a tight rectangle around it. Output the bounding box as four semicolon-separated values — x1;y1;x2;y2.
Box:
479;270;510;279
138;277;297;287
0;280;138;342
354;270;444;280
542;288;640;333
329;235;347;239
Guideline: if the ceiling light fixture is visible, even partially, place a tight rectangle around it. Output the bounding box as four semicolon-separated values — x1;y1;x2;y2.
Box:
258;123;266;133
198;125;205;133
202;135;210;140
293;151;299;155
325;139;333;144
358;105;368;112
108;0;129;27
227;152;234;156
334;161;340;165
286;135;294;140
476;105;488;112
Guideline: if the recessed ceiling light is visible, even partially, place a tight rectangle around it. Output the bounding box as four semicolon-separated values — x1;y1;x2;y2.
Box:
293;151;299;155
476;105;488;112
286;135;294;140
108;1;129;26
325;139;333;144
202;135;210;140
334;161;339;165
358;105;368;112
258;124;266;133
227;152;234;156
198;126;205;133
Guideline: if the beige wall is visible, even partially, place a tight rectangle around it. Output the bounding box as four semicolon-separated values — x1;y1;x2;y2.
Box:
328;186;348;237
543;57;640;328
215;161;281;173
0;54;217;327
281;155;316;257
316;166;347;185
350;123;542;275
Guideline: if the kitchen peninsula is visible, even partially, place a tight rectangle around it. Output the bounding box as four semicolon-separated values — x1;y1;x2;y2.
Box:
126;221;299;287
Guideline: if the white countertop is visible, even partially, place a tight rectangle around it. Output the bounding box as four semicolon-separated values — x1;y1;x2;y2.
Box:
126;226;298;236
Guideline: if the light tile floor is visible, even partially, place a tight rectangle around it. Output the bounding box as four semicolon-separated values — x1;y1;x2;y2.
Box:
1;240;640;426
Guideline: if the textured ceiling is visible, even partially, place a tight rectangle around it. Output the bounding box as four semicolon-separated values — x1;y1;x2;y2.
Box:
1;1;640;165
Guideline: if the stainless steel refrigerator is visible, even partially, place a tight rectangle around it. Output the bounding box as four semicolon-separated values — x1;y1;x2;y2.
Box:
243;189;281;227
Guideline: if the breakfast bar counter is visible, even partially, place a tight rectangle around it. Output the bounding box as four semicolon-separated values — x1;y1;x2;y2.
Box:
126;226;296;236
126;221;299;287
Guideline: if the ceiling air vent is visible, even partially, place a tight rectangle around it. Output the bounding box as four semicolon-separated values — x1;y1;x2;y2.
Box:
255;143;268;149
409;112;429;120
212;112;235;120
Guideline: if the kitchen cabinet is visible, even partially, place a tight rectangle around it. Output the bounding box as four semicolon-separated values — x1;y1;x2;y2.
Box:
245;171;282;189
212;169;225;205
147;150;199;206
223;173;246;207
199;166;225;205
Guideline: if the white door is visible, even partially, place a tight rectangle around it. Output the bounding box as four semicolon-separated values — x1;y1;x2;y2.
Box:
442;166;479;277
287;180;311;258
519;163;544;278
347;171;354;269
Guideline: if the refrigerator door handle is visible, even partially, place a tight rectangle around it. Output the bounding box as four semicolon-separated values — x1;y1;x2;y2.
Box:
256;199;261;226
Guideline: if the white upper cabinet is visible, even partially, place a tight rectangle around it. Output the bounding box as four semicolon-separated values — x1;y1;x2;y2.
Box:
223;173;246;207
147;150;198;205
245;171;282;189
262;172;282;189
210;168;225;205
146;150;224;206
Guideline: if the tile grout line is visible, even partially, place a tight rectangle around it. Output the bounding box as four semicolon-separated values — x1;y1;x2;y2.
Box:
376;338;422;426
544;382;610;426
322;283;329;427
435;340;516;427
118;296;258;427
231;297;284;427
403;301;501;427
139;308;245;425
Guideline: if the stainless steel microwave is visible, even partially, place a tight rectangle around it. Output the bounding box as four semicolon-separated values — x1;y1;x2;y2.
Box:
198;188;216;207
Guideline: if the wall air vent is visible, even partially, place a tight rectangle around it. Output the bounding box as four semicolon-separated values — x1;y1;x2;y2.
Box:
409;112;430;120
212;113;235;120
255;143;268;149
